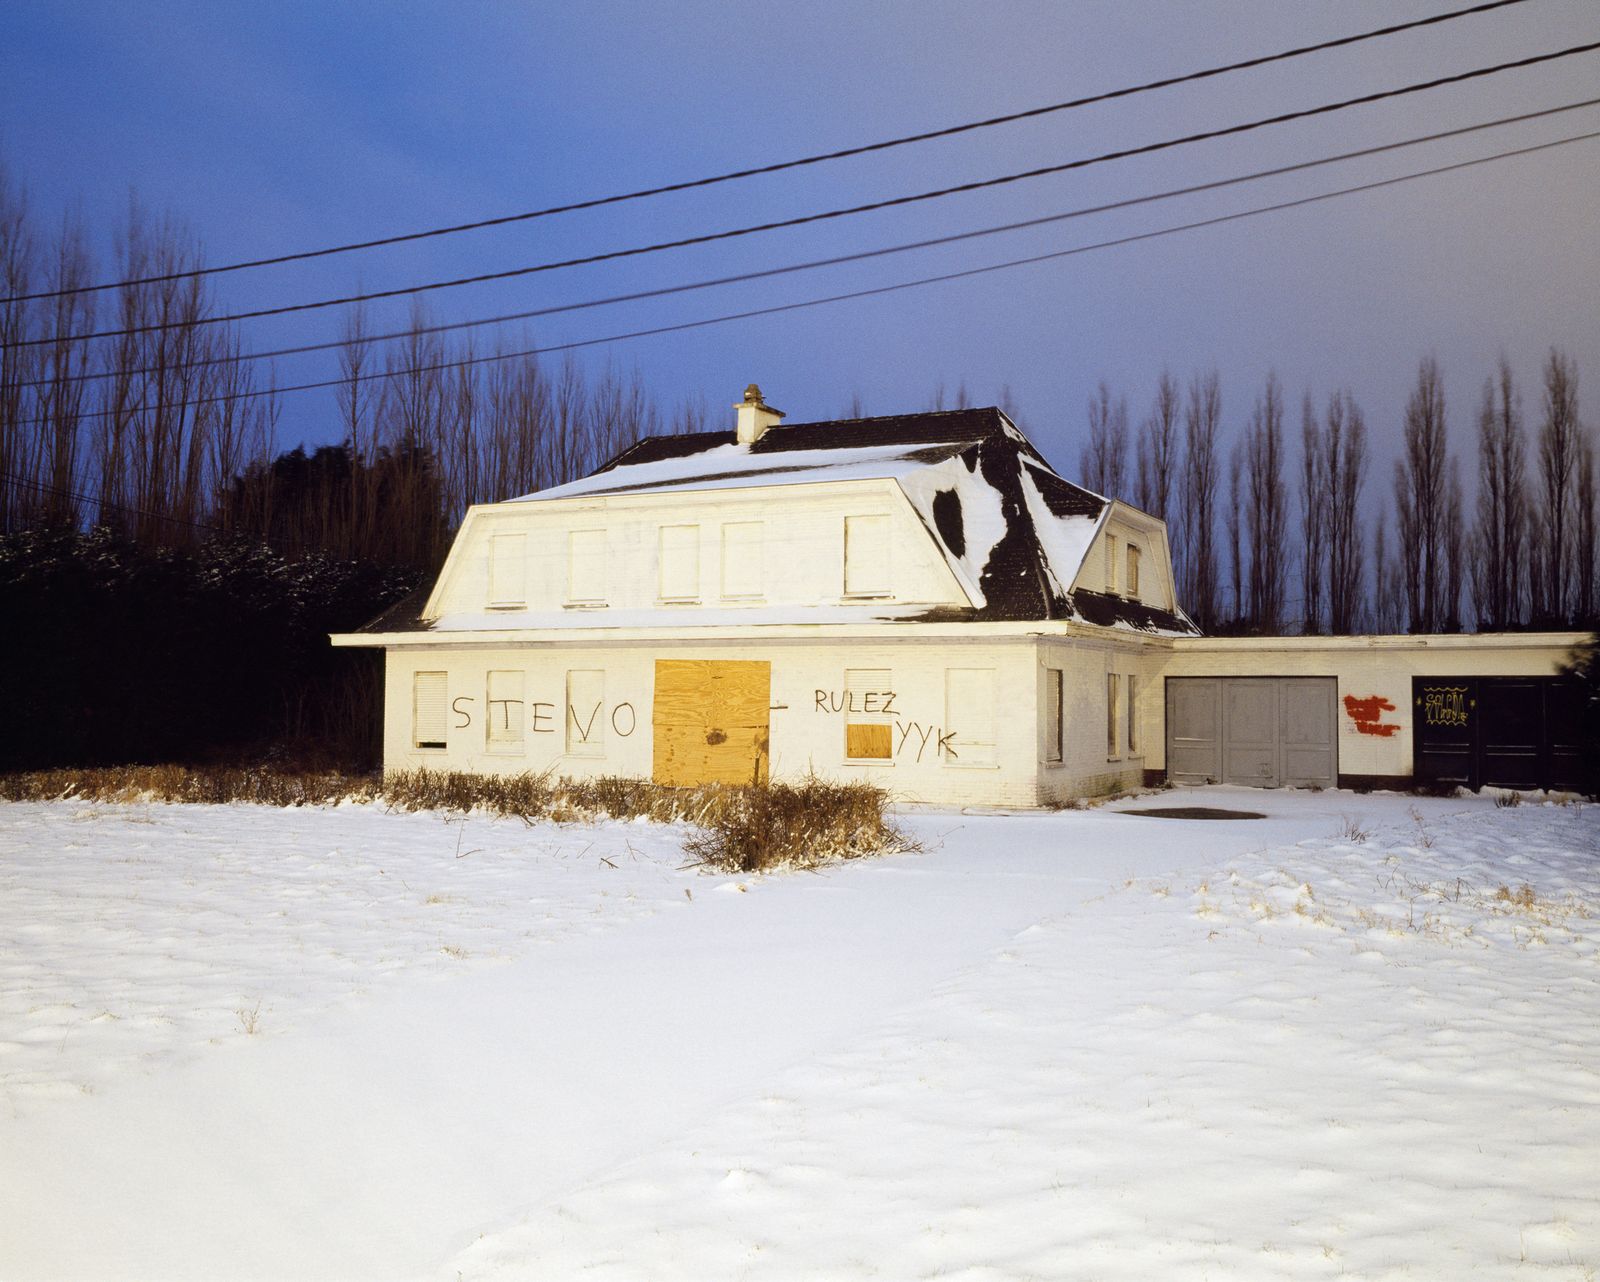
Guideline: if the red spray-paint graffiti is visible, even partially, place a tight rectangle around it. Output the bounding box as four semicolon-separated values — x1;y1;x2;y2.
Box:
1343;694;1401;737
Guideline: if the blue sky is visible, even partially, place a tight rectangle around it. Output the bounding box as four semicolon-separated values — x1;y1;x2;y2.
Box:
3;0;1597;476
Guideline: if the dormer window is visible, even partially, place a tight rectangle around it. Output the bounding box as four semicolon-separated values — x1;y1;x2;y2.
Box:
659;524;701;602
843;515;892;599
488;533;526;608
1126;544;1141;600
567;529;607;606
721;521;764;600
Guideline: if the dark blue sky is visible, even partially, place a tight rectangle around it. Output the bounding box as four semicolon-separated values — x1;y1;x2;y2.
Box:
3;0;1597;477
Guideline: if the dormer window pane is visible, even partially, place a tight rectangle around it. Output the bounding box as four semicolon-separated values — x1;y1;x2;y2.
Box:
567;529;607;605
488;533;526;607
1127;544;1141;600
843;515;891;597
721;521;764;599
659;524;700;601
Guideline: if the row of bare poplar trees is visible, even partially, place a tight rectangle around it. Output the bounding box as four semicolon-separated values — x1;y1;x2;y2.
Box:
0;170;693;567
1079;352;1596;634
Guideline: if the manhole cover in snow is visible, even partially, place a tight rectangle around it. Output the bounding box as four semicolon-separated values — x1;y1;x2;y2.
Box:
1117;806;1266;820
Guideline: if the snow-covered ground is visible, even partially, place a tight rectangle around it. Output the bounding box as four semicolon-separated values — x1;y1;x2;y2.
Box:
1;788;1596;1280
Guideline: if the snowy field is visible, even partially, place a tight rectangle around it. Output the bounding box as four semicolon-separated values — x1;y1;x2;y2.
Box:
1;788;1597;1281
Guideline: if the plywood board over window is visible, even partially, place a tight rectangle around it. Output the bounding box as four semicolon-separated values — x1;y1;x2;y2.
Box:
844;668;894;762
1126;544;1141;600
721;521;764;600
944;668;996;766
567;529;607;605
1107;673;1121;758
488;532;526;607
565;669;605;756
486;669;525;750
659;524;701;601
653;660;770;786
843;514;892;597
413;671;448;750
1127;672;1141;755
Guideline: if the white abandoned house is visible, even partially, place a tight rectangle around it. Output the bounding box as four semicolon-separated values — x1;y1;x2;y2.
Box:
333;386;1587;806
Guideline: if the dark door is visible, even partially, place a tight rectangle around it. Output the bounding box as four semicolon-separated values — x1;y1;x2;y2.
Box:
1413;676;1584;792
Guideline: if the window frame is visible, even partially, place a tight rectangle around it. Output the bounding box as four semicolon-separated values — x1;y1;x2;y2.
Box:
564;668;606;757
566;528;608;608
412;671;448;752
487;532;527;609
842;667;895;765
1045;668;1064;764
720;520;765;601
485;669;526;753
842;514;893;600
1106;672;1121;760
658;523;702;603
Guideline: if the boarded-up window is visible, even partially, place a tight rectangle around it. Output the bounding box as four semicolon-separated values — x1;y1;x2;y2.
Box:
1106;534;1119;593
844;668;894;761
568;529;607;605
843;515;892;597
565;669;604;756
944;668;996;765
486;670;524;749
1127;673;1140;755
413;671;447;750
488;532;526;606
721;521;764;599
1045;668;1064;763
1126;544;1141;599
659;524;700;601
1107;673;1121;757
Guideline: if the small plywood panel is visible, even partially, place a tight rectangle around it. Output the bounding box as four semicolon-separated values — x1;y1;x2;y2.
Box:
653;659;771;786
846;722;892;760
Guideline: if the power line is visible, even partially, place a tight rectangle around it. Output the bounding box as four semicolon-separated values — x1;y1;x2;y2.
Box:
0;0;1534;306
20;96;1600;392
18;125;1596;430
0;470;220;533
15;37;1600;351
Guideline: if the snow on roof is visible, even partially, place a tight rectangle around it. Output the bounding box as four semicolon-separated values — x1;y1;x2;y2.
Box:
513;440;966;502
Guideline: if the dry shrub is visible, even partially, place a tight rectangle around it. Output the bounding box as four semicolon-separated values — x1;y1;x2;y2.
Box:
682;777;914;873
1;764;911;872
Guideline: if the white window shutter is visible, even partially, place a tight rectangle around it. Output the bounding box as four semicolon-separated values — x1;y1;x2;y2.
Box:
844;515;892;596
489;533;526;606
721;521;764;598
413;671;448;749
565;669;605;755
944;668;996;764
486;670;525;747
659;525;700;601
568;529;607;604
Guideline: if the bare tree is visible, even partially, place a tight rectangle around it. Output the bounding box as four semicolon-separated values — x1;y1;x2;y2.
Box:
1577;432;1597;624
1370;512;1405;634
1393;356;1451;632
1442;458;1465;631
1244;372;1289;632
1536;348;1580;623
1179;370;1222;629
1135;369;1178;521
1080;381;1128;499
1470;358;1527;630
1225;443;1244;626
1324;391;1368;635
1298;392;1328;634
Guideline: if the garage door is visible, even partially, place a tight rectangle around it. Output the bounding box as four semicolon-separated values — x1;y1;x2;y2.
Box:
1165;677;1337;788
652;659;771;786
1413;676;1585;792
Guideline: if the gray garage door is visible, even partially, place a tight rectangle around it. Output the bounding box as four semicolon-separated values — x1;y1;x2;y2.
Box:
1165;677;1337;788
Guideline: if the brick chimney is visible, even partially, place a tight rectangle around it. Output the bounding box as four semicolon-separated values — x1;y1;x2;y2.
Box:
734;383;784;444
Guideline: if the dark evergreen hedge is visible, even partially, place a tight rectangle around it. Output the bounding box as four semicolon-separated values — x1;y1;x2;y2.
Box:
0;529;419;770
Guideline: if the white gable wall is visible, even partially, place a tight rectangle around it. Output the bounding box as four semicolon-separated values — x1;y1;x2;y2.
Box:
1071;504;1179;612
